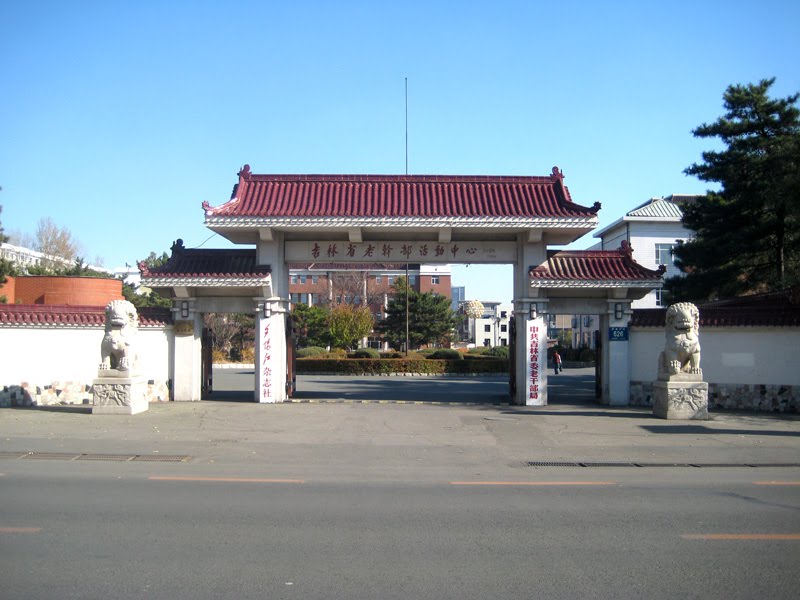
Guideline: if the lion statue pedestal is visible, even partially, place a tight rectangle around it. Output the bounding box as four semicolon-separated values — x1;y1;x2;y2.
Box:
92;300;148;416
653;302;708;420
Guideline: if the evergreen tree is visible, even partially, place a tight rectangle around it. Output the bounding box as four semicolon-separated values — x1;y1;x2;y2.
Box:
122;249;172;308
0;205;15;299
378;276;456;349
667;78;800;301
292;303;331;348
0;204;8;244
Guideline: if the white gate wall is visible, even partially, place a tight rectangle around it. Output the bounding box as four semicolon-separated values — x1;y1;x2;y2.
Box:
0;325;173;403
630;327;800;386
630;326;800;412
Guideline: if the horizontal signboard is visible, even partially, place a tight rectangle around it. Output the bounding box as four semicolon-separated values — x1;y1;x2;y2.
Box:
285;241;517;264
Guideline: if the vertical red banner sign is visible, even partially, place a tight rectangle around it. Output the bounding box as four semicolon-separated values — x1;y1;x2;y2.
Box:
527;323;540;401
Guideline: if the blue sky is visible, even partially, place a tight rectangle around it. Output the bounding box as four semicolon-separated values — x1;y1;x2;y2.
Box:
1;0;798;303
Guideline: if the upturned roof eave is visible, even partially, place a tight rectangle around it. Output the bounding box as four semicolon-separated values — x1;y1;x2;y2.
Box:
530;279;663;288
204;215;600;228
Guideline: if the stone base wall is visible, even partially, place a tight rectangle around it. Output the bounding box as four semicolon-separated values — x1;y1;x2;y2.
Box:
0;380;170;408
631;381;798;413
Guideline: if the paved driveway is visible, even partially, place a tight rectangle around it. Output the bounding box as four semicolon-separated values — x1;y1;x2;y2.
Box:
209;367;598;405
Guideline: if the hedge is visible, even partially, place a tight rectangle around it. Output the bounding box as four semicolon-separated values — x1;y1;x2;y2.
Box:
296;358;509;375
350;348;381;359
428;349;462;360
297;346;328;358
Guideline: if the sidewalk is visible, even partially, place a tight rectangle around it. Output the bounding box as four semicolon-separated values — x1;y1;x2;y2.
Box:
1;384;798;483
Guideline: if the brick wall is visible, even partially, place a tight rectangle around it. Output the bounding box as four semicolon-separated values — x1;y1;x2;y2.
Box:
12;276;123;306
0;276;15;301
419;274;452;298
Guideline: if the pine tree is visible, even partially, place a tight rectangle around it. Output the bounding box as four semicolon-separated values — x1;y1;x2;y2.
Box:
292;303;332;349
667;78;800;301
378;276;456;349
0;205;16;296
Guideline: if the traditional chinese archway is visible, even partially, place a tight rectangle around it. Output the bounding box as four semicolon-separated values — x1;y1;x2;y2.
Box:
141;166;663;406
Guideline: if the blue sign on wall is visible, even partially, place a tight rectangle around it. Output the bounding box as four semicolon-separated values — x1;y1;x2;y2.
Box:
609;327;629;341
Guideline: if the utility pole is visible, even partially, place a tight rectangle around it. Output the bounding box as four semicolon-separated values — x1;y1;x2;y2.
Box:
405;263;410;356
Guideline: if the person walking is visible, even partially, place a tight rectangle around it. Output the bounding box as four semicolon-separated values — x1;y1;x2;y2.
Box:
553;350;562;374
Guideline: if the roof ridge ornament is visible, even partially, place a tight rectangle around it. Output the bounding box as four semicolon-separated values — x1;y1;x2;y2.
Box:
171;239;186;255
238;164;252;180
620;239;634;258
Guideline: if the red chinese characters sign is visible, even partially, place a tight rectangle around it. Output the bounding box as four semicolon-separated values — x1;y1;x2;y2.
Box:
286;241;516;264
260;321;272;402
527;322;541;402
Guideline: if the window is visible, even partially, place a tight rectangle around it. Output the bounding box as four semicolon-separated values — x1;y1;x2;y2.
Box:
375;275;382;284
484;339;491;347
290;293;300;304
431;276;440;285
409;275;417;285
500;311;507;319
501;339;507;346
500;324;507;332
484;324;491;332
311;275;319;285
655;288;670;307
655;243;675;267
387;276;394;285
290;275;298;284
298;275;307;284
310;293;321;305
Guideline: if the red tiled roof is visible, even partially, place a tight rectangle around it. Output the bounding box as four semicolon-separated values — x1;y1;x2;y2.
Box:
631;289;800;328
139;242;270;279
0;305;172;327
288;263;418;271
203;165;601;219
530;241;665;284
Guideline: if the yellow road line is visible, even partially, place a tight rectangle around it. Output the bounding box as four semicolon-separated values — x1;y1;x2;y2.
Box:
681;534;800;540
0;527;41;533
148;476;304;484
449;481;616;486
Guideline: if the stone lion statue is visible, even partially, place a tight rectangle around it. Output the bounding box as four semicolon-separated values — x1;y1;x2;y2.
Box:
99;300;139;372
658;302;702;379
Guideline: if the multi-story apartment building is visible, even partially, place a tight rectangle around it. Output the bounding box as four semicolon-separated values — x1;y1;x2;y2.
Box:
591;195;697;308
459;301;512;348
450;286;465;311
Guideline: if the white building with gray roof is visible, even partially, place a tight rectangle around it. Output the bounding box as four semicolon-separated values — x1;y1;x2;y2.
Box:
591;195;699;308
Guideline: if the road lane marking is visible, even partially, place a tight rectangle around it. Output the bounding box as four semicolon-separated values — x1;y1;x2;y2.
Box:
753;481;800;486
148;476;305;484
449;481;616;486
681;534;800;540
0;527;41;533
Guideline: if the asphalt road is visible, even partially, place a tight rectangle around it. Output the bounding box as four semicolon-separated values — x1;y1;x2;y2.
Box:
1;463;798;600
208;367;597;404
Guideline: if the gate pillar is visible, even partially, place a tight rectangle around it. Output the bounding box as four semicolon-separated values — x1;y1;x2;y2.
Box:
601;299;632;405
254;298;289;403
172;298;202;402
514;301;548;406
513;234;548;405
